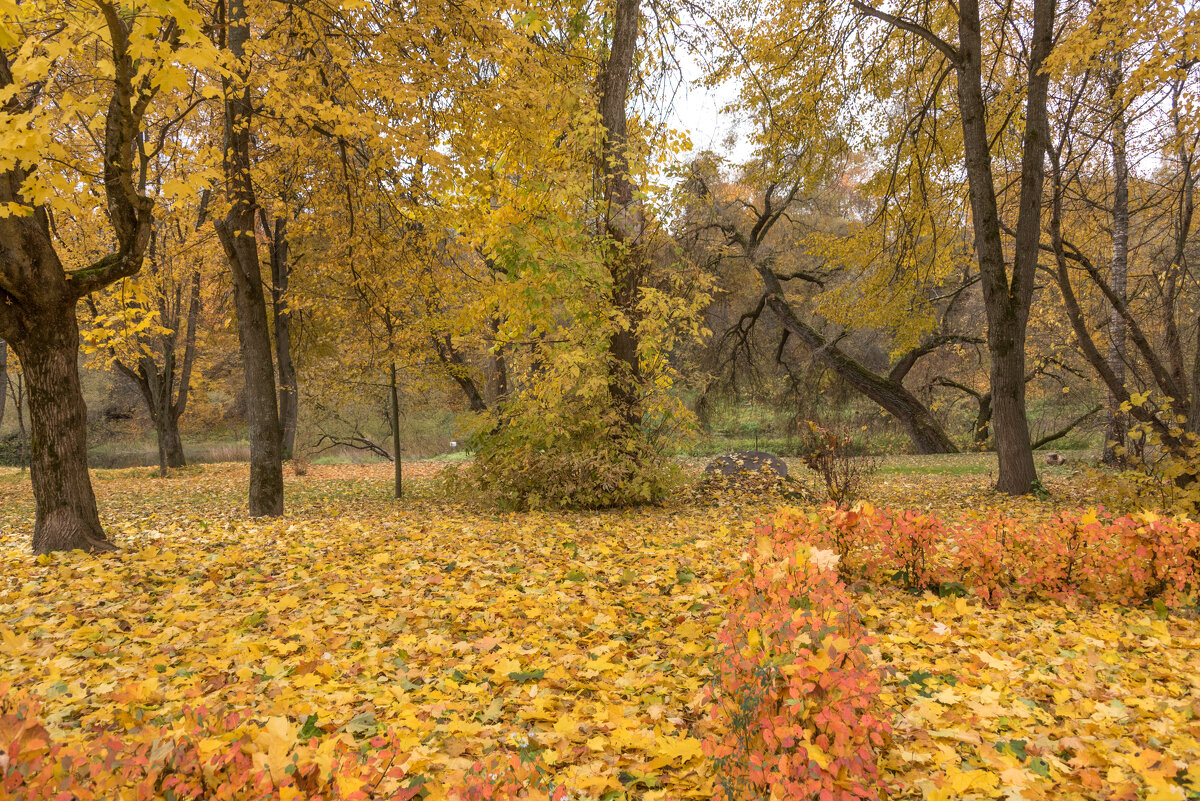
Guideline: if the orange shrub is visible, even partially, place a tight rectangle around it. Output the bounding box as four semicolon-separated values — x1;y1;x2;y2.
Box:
768;506;1200;606
704;533;890;800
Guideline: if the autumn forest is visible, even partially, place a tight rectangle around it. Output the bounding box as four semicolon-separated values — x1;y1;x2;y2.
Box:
1;0;1199;798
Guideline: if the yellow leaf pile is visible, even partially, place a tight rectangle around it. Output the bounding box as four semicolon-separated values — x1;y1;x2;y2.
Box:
1;461;1198;799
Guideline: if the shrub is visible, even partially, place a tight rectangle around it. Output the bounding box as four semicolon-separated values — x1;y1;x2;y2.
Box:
772;504;880;584
769;505;1200;607
0;689;562;800
799;422;880;506
705;533;890;800
453;400;678;511
876;510;942;593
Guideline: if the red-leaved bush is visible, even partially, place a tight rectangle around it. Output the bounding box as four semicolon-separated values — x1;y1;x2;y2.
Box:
704;533;891;800
0;688;561;801
771;505;1200;605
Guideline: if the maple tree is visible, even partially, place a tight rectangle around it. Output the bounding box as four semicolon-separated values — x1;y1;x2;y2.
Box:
0;0;213;553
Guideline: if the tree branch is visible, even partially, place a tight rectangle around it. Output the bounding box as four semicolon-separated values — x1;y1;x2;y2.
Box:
850;0;962;65
1031;405;1101;450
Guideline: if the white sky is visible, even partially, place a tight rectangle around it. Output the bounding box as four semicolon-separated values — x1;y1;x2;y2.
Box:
662;49;755;172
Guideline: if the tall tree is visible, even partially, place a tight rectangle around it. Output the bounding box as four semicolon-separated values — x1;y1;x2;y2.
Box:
1102;65;1131;464
214;0;284;516
1044;2;1199;473
847;0;1058;493
598;0;646;430
0;0;210;552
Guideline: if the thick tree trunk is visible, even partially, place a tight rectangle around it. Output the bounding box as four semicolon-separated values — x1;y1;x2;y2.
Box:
12;313;114;554
155;411;186;473
217;0;284;516
954;0;1053;494
599;0;645;430
1103;74;1129;465
988;326;1037;491
390;362;402;499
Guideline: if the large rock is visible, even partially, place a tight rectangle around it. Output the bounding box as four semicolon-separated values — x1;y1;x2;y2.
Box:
703;451;788;479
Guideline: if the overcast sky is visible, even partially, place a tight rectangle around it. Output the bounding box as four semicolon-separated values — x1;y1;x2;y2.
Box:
660;49;754;175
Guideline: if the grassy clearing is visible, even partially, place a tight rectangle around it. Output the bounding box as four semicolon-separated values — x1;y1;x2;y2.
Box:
1;461;1197;800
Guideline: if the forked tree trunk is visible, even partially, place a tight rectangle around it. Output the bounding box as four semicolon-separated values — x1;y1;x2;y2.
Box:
957;0;1054;494
11;311;114;554
855;0;1054;491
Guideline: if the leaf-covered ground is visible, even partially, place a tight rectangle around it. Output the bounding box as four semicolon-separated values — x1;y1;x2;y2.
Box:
1;461;1198;799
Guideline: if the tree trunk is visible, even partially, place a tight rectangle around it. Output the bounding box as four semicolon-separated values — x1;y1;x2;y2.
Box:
0;338;7;431
598;0;645;429
217;0;284;516
12;373;27;470
268;215;298;460
11;313;115;554
974;392;993;447
1103;71;1129;465
155;411;186;473
390;362;402;499
988;327;1037;491
954;0;1054;494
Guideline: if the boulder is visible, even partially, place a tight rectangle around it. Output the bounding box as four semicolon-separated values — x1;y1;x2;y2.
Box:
703;450;788;479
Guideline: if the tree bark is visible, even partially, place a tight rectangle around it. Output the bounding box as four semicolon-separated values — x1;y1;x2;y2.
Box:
598;0;645;429
265;213;298;460
217;0;284;516
155;408;186;472
0;338;7;431
12;313;115;554
1103;70;1129;465
955;0;1054;494
390;362;402;499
